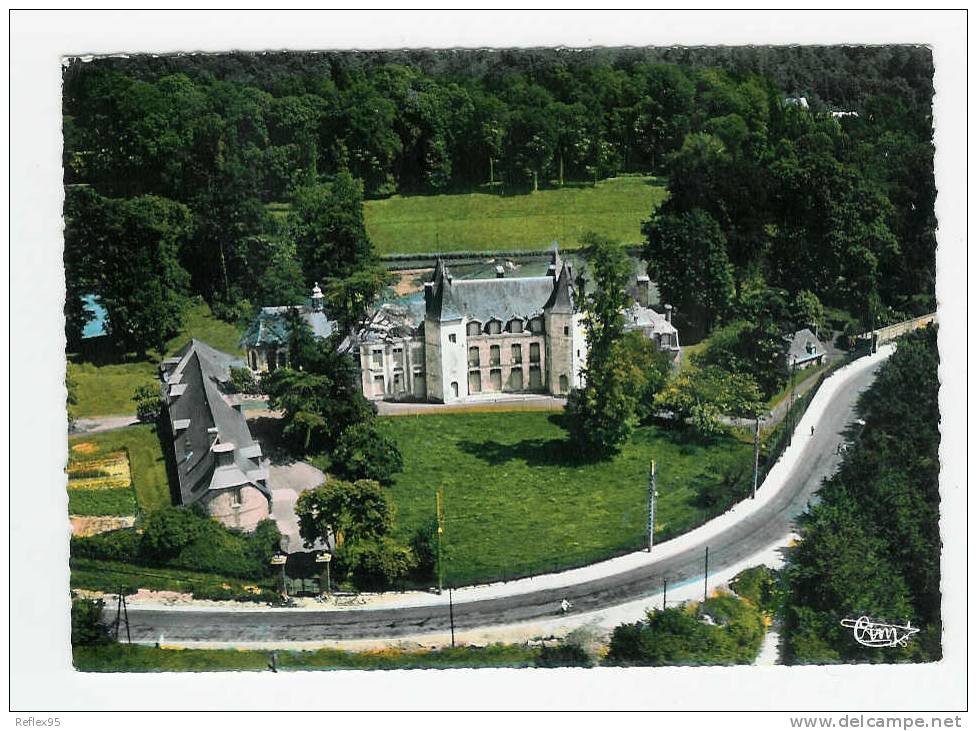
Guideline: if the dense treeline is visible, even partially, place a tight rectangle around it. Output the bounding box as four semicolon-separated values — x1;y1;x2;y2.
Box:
782;326;941;663
63;47;935;354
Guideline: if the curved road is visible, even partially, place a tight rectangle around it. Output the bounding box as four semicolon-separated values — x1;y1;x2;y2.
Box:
119;356;885;643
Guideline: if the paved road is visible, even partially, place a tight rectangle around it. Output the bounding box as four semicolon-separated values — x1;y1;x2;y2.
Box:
118;357;884;643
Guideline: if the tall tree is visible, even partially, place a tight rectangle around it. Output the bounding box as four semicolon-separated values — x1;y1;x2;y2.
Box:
643;208;735;331
565;233;639;457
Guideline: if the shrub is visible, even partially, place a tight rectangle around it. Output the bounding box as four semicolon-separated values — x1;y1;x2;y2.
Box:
730;566;778;613
330;422;404;484
71;529;140;562
339;536;417;590
228;366;262;396
132;383;163;423
139;506;208;560
71;597;112;646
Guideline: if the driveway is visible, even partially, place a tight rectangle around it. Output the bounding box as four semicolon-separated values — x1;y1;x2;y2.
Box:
266;461;326;554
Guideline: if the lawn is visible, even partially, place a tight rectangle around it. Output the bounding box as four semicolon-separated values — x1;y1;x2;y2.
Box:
68;425;171;514
361;176;667;255
73;641;540;672
69;557;274;599
379;411;754;586
68;299;245;418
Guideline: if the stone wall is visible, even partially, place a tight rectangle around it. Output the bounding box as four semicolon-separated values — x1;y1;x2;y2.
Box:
203;485;270;532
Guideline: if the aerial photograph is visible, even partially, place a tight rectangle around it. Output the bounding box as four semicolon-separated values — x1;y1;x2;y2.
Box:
58;41;942;677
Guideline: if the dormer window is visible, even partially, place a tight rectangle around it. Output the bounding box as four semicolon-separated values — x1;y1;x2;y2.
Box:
529;317;544;334
486;319;502;335
467;321;482;337
508;318;524;334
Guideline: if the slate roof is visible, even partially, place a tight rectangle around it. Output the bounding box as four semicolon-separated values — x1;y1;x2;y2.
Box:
161;340;270;507
240;305;337;348
787;328;825;364
623;303;678;336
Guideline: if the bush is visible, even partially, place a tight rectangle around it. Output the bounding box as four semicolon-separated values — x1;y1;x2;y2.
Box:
330;422;404;484
730;566;778;613
132;383;163;423
71;597;112;646
139;506;208;560
71;529;140;562
339;536;418;590
228;366;262;396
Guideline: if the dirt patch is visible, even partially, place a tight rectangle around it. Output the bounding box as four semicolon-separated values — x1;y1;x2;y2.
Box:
391;268;431;297
129;589;194;603
70;515;136;537
71;441;99;455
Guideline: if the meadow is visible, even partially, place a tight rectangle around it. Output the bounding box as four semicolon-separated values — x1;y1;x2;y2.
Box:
379;411;754;587
361;176;667;255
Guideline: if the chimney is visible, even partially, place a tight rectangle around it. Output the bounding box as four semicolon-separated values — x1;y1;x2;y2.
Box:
547;263;558;278
495;265;505;279
664;304;673;323
636;275;651;307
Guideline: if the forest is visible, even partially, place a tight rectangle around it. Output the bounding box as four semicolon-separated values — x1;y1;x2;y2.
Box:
63;46;936;356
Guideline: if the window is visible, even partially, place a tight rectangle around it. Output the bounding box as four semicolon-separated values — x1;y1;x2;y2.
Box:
511;344;522;364
450;381;459;398
559;375;569;392
486;320;501;335
394;373;403;392
508;368;524;390
393;347;404;370
468;370;482;393
371;349;383;367
249;351;257;370
509;319;523;334
530;342;541;363
529;365;543;389
564;326;570;336
373;374;385;397
467;321;481;336
490;345;501;366
232;487;243;507
489;369;502;391
468;346;480;367
448;334;457;344
529;317;544;333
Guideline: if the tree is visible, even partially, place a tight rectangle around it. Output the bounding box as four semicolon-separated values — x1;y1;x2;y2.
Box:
792;290;825;337
613;330;673;422
330;422;404;484
565;234;639;457
695;319;789;400
71;597;112;646
643;209;735;332
323;265;392;332
138;506;207;561
291;172;375;284
654;365;763;435
132;383;163;422
295;479;395;549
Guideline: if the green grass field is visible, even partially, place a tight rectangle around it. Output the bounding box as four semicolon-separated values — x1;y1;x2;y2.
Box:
379;411;753;586
69;557;274;597
362;176;667;255
68;425;171;513
68;488;137;516
73;641;540;672
68;300;245;418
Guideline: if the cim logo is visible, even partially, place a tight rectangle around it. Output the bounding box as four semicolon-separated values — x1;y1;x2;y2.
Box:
840;616;920;648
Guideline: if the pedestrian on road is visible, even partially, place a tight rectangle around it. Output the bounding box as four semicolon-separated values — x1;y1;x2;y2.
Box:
810;425;815;437
560;598;572;614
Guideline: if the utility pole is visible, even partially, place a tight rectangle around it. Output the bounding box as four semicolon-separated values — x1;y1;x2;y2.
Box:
448;587;456;647
436;488;445;594
787;357;797;446
647;460;658;551
703;546;710;605
122;593;131;645
662;578;667;610
752;416;761;499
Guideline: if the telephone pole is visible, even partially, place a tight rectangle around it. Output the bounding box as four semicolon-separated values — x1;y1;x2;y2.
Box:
448;587;456;647
436;488;445;594
787;357;797;446
662;578;667;610
703;546;710;605
647;460;658;551
752;416;761;499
